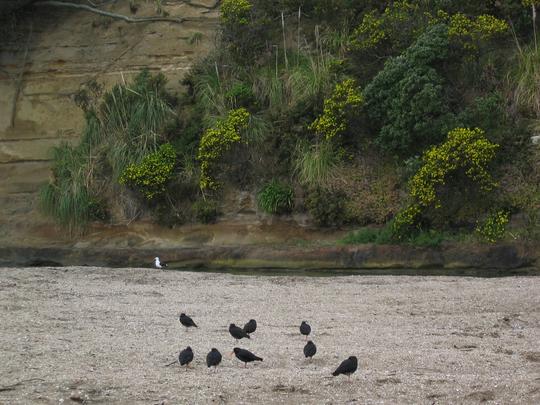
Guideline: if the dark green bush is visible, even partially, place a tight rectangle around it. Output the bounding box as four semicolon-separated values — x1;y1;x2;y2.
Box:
226;83;256;109
258;180;294;215
340;226;394;244
192;199;220;224
363;24;455;158
305;187;346;227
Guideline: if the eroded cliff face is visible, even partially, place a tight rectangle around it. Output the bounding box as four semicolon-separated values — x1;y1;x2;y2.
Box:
0;0;219;246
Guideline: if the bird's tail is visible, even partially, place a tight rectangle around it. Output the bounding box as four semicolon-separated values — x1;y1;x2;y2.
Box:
255;356;263;361
332;370;339;376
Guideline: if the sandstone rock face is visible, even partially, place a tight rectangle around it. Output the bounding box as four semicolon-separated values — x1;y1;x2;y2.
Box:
0;1;218;245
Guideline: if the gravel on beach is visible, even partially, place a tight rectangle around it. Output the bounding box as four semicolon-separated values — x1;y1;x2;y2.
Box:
0;266;539;404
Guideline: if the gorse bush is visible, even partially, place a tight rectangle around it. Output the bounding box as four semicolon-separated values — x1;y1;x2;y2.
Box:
309;78;363;141
351;1;424;55
119;143;176;201
197;108;250;190
221;0;252;26
392;127;499;238
475;210;509;242
258;180;294;215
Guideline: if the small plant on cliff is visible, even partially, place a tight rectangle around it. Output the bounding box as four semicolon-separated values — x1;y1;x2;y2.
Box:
119;143;176;201
192;199;220;224
475;210;509;242
305;187;346;227
258;180;294;215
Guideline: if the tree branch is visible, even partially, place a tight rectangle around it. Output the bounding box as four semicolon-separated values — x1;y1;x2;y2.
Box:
33;1;187;24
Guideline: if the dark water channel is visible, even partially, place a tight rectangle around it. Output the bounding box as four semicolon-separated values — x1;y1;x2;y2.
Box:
166;266;540;278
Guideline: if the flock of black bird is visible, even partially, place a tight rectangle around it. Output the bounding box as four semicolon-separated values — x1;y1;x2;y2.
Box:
168;313;358;379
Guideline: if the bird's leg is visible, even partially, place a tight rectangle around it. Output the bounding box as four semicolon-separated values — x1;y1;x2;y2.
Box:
244;362;247;368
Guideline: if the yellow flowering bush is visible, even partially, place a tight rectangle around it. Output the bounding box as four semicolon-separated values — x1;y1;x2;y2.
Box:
475;210;509;242
392;127;499;238
432;11;509;50
197;108;250;190
119;143;176;200
221;0;252;26
410;127;498;208
391;203;422;240
351;1;419;51
309;79;363;141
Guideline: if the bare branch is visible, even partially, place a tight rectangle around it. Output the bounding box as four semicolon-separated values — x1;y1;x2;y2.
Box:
33;1;187;24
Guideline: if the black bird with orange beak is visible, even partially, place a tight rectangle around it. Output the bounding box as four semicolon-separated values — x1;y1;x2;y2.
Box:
232;347;263;367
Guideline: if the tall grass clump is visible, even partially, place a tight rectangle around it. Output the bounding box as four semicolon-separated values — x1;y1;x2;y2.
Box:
251;47;335;115
513;45;540;117
40;143;95;234
294;140;338;187
40;70;175;233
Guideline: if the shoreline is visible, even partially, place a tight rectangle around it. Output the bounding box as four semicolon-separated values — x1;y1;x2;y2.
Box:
0;242;538;271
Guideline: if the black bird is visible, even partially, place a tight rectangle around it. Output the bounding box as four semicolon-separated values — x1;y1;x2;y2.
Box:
243;319;257;335
179;313;197;330
206;348;222;370
163;346;194;368
332;356;358;378
303;340;317;360
232;347;263;367
300;321;311;339
229;323;250;341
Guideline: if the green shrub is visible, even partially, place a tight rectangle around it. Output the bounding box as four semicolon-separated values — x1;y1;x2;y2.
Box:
363;24;455;157
258;180;294;215
340;226;394;244
119;143;176;201
305;187;346;227
153;204;186;228
192;199;220;224
226;82;256;109
475;210;509;242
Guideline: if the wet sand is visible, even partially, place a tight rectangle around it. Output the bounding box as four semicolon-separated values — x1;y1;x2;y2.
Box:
0;266;539;404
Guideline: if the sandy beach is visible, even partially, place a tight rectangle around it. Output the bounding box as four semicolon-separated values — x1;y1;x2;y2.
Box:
0;266;539;404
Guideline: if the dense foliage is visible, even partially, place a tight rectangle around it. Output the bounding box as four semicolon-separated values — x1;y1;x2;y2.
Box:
41;0;540;242
119;144;176;201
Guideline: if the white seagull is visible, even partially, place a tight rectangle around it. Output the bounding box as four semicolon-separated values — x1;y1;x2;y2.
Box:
154;257;167;269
